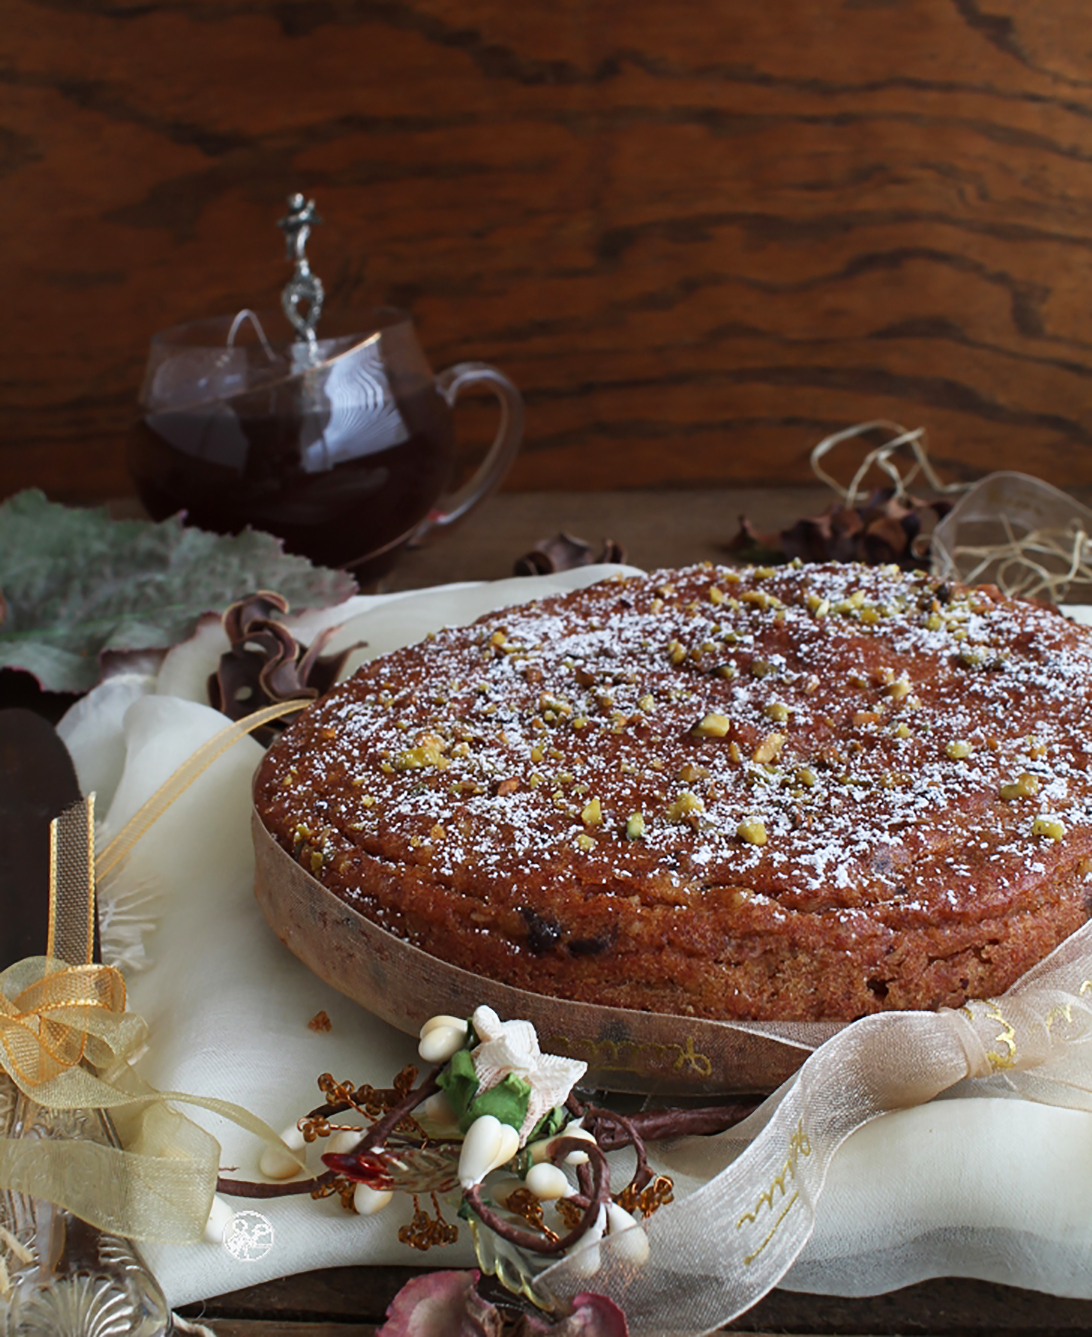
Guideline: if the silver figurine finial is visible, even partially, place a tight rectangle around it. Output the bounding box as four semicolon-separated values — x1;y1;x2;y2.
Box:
278;192;325;347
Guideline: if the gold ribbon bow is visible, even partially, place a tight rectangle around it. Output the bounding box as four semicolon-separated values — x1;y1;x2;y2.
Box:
0;702;306;1243
0;956;133;1098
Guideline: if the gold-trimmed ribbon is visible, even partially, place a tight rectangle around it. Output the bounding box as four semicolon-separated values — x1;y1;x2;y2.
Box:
0;700;310;1243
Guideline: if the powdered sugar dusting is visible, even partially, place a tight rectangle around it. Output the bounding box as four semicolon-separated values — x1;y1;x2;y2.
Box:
256;561;1092;1016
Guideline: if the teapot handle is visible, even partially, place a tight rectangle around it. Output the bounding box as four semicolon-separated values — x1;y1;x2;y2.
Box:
415;362;524;538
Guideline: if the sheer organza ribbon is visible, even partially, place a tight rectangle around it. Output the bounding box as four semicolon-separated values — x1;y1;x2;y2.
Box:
538;918;1092;1336
0;701;306;1243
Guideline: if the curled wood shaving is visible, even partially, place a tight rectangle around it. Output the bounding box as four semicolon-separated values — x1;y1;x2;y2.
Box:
207;591;362;739
514;531;626;576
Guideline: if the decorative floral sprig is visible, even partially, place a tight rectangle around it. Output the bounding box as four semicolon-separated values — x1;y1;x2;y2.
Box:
320;1004;655;1269
213;1005;759;1325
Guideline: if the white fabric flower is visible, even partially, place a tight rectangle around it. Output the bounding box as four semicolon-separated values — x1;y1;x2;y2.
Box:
470;1005;587;1142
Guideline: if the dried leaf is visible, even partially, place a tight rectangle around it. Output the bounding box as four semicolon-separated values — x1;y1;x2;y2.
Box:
554;1294;630;1336
0;491;357;693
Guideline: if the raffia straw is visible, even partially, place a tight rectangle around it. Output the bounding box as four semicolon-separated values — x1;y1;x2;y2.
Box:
95;700;307;885
944;515;1092;604
810;420;972;510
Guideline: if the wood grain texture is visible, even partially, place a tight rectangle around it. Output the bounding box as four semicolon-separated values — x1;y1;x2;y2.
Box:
4;0;1092;500
184;1264;1092;1332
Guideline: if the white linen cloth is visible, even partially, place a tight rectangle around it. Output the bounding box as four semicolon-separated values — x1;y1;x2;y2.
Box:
55;574;1092;1320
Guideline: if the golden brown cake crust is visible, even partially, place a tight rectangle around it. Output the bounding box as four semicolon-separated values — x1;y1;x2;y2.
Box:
254;562;1092;1021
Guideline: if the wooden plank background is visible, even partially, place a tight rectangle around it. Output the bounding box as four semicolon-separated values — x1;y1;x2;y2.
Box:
4;0;1092;502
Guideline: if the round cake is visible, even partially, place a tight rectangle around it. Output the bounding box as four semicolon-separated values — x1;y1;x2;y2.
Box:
253;562;1092;1021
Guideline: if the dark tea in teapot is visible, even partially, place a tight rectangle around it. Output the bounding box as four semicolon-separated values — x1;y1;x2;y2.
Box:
128;309;522;583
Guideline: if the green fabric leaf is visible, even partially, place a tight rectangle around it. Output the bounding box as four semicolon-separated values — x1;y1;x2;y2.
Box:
0;491;357;693
466;1073;531;1134
526;1103;567;1145
437;1048;480;1130
439;1054;531;1135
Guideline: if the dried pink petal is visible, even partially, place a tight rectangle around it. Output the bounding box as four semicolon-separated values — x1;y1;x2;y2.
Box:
377;1269;500;1337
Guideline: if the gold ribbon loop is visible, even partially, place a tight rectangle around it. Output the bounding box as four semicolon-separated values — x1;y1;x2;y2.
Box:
0;956;138;1101
47;795;96;966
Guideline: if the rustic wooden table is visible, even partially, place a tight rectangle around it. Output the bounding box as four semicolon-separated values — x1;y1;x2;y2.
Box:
68;487;1092;1334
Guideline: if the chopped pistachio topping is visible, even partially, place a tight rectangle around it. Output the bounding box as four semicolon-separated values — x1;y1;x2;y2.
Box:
692;711;731;738
580;797;603;826
393;733;449;770
1001;772;1041;800
763;702;790;723
1032;816;1066;841
945;740;974;760
625;812;646;840
666;791;704;821
737;818;768;846
752;732;785;764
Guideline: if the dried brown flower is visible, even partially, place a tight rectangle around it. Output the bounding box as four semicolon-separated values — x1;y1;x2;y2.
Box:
728;487;952;570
